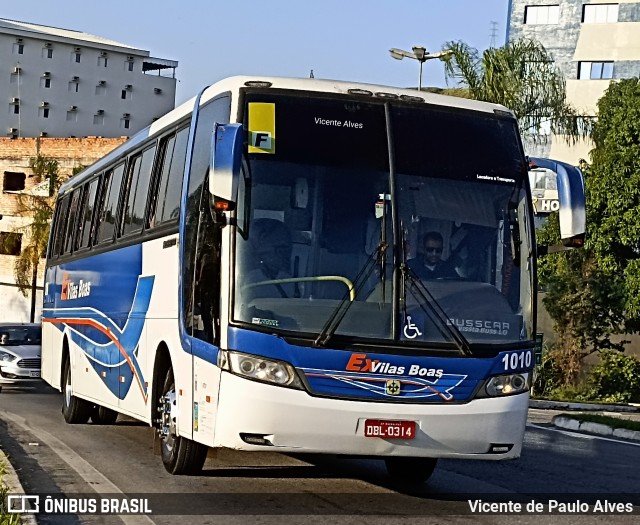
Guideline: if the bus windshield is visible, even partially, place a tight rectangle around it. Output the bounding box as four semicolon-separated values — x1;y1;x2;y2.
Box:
233;93;533;348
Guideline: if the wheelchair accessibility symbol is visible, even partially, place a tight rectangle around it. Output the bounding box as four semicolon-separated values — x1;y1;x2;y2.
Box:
403;316;423;339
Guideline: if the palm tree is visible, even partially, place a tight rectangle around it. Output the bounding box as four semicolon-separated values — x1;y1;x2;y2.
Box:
442;38;591;142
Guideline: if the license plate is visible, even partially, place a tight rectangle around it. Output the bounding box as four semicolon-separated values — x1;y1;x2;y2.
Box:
364;419;416;439
29;371;40;378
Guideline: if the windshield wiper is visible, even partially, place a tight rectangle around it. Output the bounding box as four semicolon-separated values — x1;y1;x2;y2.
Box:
402;265;473;356
314;240;388;347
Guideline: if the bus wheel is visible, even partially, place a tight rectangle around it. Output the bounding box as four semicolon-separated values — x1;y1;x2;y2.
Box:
384;457;437;485
61;357;92;424
157;367;208;475
91;405;119;425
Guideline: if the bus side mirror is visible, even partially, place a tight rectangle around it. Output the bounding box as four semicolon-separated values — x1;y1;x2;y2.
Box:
209;123;244;223
530;157;586;253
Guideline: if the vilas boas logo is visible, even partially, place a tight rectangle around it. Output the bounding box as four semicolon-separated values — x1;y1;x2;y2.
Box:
60;273;92;301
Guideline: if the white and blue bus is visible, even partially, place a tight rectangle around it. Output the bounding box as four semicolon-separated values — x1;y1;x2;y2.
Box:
41;76;585;481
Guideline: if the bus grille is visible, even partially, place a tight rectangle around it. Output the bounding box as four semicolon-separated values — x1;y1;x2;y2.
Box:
17;358;41;369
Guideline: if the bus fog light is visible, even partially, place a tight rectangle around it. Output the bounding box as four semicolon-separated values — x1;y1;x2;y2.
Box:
225;351;303;389
483;373;530;397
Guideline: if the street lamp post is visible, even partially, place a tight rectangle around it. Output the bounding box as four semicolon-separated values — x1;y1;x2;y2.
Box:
389;46;453;91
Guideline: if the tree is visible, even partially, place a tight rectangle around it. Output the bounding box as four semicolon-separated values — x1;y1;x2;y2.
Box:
12;155;62;321
536;79;640;388
587;78;640;331
442;38;590;142
538;229;627;386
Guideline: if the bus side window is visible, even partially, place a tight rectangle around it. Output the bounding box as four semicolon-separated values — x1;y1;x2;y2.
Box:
63;188;83;255
51;195;70;257
121;145;156;237
95;163;125;245
76;177;100;251
148;126;189;228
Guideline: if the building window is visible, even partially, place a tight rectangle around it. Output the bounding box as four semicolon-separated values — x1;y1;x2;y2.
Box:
98;53;108;67
40;104;50;119
123;119;130;129
66;108;78;122
121;89;127;100
13;43;24;55
583;4;618;23
74;52;81;63
578;61;614;79
524;5;560;24
13;104;19;114
45;78;51;88
0;232;22;256
43;46;53;59
127;60;134;72
69;78;79;92
93;111;105;125
96;81;107;96
3;172;26;192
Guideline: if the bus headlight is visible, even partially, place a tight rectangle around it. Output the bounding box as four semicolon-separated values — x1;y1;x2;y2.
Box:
479;373;530;397
218;351;303;389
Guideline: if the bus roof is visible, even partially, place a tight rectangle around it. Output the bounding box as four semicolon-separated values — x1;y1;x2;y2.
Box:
59;75;515;195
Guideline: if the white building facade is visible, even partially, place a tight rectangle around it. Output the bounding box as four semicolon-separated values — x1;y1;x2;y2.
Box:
508;0;640;163
0;18;178;138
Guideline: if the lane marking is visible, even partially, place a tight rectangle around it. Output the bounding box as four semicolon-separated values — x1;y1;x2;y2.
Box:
527;422;640;448
1;410;155;525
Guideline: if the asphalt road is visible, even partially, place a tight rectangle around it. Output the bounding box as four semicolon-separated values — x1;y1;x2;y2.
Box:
1;380;639;524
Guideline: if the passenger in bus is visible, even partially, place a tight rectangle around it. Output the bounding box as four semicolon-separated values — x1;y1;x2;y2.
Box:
244;218;295;299
411;231;460;280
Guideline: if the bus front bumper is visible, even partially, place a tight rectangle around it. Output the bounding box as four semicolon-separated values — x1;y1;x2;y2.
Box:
212;372;528;460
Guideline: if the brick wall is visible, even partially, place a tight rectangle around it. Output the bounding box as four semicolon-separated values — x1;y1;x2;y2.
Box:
0;137;126;320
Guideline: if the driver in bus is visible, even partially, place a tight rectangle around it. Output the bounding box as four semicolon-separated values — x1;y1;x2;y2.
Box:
411;231;460;280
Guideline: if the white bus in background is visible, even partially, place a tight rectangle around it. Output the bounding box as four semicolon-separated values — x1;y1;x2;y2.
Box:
41;76;585;482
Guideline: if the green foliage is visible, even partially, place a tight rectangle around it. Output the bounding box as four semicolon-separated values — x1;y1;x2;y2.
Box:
587;78;640;331
534;350;640;404
584;350;640;403
537;186;627;388
537;81;639;385
532;348;565;397
72;164;87;176
442;38;591;142
0;461;21;525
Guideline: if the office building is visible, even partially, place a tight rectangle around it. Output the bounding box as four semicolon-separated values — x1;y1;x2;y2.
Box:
508;1;640;162
0;18;178;138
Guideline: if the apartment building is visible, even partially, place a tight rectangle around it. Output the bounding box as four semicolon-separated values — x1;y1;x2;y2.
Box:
0;18;178;138
508;1;640;162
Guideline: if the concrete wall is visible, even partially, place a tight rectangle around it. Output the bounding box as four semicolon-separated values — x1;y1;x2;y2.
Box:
509;0;640;164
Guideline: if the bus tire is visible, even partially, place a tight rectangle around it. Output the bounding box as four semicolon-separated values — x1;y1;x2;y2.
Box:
384;457;437;485
158;367;208;475
61;357;92;424
91;405;119;425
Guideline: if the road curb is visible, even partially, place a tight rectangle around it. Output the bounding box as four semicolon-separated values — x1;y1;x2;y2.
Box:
1;446;37;525
552;415;640;442
530;399;639;412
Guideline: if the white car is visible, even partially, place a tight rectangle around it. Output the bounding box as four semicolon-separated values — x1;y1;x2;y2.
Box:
0;323;41;382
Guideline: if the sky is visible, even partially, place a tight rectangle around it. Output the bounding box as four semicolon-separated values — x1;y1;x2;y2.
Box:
1;0;511;106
